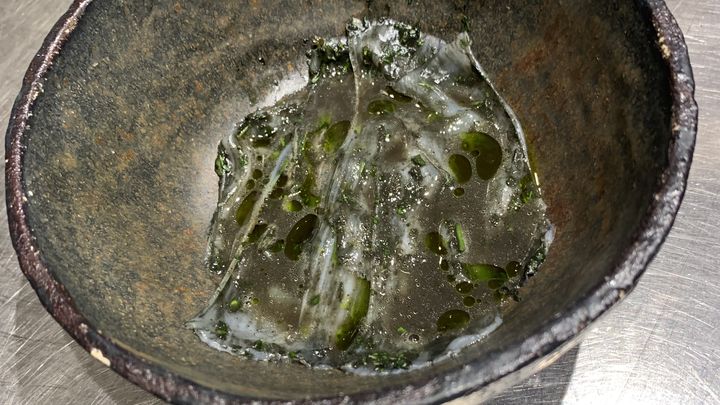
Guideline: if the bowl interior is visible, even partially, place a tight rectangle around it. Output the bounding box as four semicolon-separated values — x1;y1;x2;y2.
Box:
19;0;671;401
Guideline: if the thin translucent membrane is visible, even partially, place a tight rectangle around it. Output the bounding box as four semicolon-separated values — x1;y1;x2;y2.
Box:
189;19;552;373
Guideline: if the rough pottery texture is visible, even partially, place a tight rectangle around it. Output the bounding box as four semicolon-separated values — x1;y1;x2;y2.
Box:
5;0;696;403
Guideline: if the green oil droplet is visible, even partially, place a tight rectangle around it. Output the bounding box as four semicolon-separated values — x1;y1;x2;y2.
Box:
424;231;447;255
436;309;470;332
368;99;396;115
284;214;319;261
235;191;259;227
447;274;456;283
462;263;508;283
283;199;303;213
440;258;449;271
228;298;242;312
214;148;230;177
246;223;268;244
460;131;502;180
246;179;256;190
300;174;321;208
462;296;476;307
506;261;522;278
453;187;465;197
276;173;289;187
448;154;472;184
323;121;351;154
252;169;263;179
269;187;284;199
455;282;474;294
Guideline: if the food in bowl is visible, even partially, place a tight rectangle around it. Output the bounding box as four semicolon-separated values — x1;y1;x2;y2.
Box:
189;19;553;373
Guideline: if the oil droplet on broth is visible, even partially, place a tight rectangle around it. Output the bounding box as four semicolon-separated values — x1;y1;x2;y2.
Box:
189;19;552;374
284;214;318;261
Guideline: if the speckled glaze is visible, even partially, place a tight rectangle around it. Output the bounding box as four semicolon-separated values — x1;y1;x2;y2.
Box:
5;0;696;403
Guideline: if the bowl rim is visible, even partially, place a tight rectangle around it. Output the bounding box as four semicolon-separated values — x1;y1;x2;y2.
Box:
4;0;697;403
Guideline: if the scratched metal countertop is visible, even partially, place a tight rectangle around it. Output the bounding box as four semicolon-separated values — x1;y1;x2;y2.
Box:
1;1;717;404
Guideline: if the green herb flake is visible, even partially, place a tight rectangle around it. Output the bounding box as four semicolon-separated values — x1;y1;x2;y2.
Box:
460;132;503;180
214;147;231;177
384;86;413;103
283;199;304;213
411;154;426;167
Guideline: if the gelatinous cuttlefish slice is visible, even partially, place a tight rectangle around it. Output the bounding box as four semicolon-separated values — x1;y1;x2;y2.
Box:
189;20;551;372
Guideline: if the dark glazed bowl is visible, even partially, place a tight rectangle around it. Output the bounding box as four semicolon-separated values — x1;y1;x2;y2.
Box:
5;0;696;403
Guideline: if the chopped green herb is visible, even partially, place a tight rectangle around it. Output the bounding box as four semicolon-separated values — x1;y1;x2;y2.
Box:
411;154;426;167
214;147;231;177
356;350;414;371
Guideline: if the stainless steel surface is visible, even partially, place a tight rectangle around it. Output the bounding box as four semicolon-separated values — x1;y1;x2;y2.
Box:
1;0;717;403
